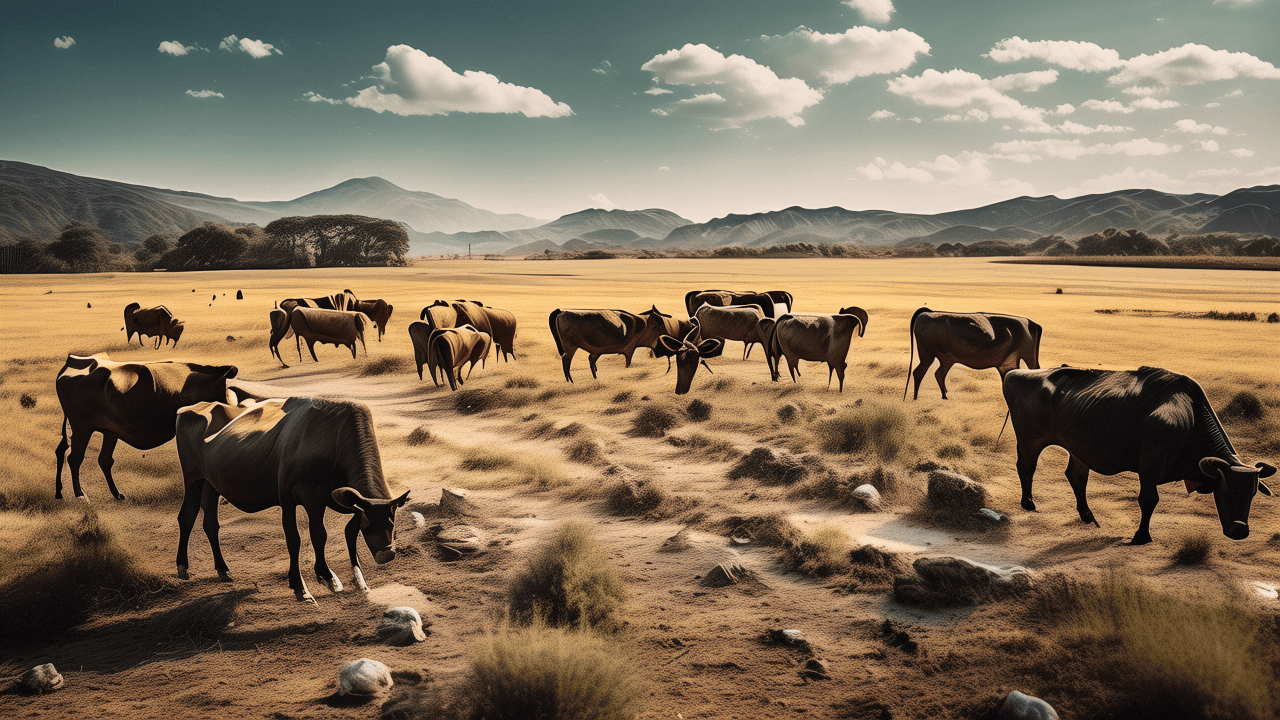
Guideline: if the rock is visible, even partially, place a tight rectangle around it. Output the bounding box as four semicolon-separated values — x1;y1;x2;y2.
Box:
914;460;946;473
978;508;1009;525
236;290;244;299
999;690;1058;720
927;470;987;514
660;527;693;552
767;628;809;648
894;556;1036;607
730;536;751;546
436;524;486;558
703;561;753;587
378;606;429;645
338;658;393;696
439;487;475;516
849;484;882;511
800;658;831;680
86;302;91;309
20;664;64;694
410;511;426;528
728;447;807;485
777;403;800;422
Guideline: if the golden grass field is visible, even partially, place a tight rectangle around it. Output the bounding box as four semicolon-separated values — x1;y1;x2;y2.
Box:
1;258;1278;719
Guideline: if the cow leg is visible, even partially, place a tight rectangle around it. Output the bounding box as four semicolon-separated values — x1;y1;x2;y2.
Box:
344;513;369;591
54;417;69;499
281;502;314;602
1016;442;1043;512
1129;481;1160;546
97;434;125;500
933;362;955;400
834;363;846;393
175;479;204;579
200;483;232;581
1065;455;1099;527
589;353;601;379
561;348;576;383
67;428;93;500
911;353;935;400
307;339;319;363
296;335;304;362
304;498;342;593
786;356;798;384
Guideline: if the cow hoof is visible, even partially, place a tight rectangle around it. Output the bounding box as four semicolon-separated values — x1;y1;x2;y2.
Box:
296;590;315;604
75;495;90;503
177;565;189;580
1021;498;1037;512
1126;535;1152;546
218;572;233;582
55;493;63;500
113;493;126;500
1079;512;1095;525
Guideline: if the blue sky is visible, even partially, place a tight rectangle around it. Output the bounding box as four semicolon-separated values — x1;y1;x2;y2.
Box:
2;0;1277;222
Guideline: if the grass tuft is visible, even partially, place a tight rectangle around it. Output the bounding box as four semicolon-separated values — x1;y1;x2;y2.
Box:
508;523;626;632
816;402;907;460
504;376;540;389
460;448;517;472
716;513;803;548
631;406;679;437
685;399;712;422
937;443;967;460
603;477;667;516
1173;531;1213;565
1221;391;1265;422
406;427;433;446
360;356;410;376
565;439;602;465
785;526;853;577
19;393;36;409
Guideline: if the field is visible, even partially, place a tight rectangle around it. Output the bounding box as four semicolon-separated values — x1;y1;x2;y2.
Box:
1;258;1278;719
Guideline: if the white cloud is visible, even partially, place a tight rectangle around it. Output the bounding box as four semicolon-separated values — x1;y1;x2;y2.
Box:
1199;140;1220;152
1174;119;1229;135
991;137;1181;160
1109;43;1280;87
985;37;1123;72
1248;166;1280;181
869;109;896;120
587;193;615;209
1204;102;1221;108
935;108;989;122
1082;99;1132;113
1082;97;1179;113
644;87;673;95
303;91;342;105
158;41;199;56
643;43;822;128
185;90;224;99
856;153;1036;195
658;166;670;171
1214;0;1263;6
908;116;921;123
843;0;894;24
219;35;281;58
989;70;1059;92
592;60;613;76
338;45;572;118
759;25;929;85
1054;103;1075;115
1060;167;1182;196
53;36;75;49
1129;97;1180;110
1222;89;1244;97
1188;167;1240;179
1057;121;1133;135
887;68;1052;130
1121;85;1167;97
1228;148;1255;157
856;157;933;183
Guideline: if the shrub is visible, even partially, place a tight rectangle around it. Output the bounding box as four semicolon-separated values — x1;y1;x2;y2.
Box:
463;624;641;720
817;403;908;460
610;391;632;404
937;443;967;460
406;427;433;446
1221;391;1265;421
508;523;625;632
717;513;803;548
361;356;410;376
505;376;540;389
460;448;517;472
673;432;740;461
19;393;36;409
786;526;853;577
686;399;712;422
630;406;679;437
728;447;807;484
603;477;666;516
565;439;602;464
1173;531;1213;565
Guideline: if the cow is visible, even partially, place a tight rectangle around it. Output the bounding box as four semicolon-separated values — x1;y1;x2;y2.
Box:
278;289;358;315
684;289;794;318
904;307;1042;400
428;326;492;390
408;322;491;386
655;328;724;395
419;299;485;329
123;303;185;349
693;304;771;360
764;308;868;391
174;397;410;602
353;299;394;342
53;354;238;500
1002;366;1274;545
288;307;371;362
452;302;518;363
648;312;695;372
547;307;673;382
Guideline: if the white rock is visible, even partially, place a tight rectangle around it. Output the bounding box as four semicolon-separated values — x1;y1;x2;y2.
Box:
781;629;806;644
21;664;64;693
338;658;393;696
978;508;1009;525
410;511;426;528
850;484;882;511
379;606;427;644
999;690;1058;720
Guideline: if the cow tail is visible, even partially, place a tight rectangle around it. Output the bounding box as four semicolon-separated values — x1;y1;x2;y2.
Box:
683;290;700;318
904;307;930;400
1028;320;1044;370
432;332;455;388
995;409;1011;450
548;309;565;357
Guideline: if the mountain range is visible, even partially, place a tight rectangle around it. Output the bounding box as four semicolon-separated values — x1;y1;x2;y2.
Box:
1;160;1276;255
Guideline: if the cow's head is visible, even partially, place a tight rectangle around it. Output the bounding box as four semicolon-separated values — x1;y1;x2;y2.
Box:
838;306;869;338
332;487;411;563
167;319;186;346
636;305;674;347
1196;458;1274;540
657;328;724;395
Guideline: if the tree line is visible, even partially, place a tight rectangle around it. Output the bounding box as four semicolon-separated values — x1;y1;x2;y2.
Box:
0;214;409;273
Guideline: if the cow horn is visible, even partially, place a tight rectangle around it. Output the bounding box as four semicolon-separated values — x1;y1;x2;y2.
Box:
700;359;714;374
1257;462;1277;479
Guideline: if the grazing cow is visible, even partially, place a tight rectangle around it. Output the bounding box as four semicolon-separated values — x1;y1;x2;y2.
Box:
123;303;185;349
408;321;491;386
1003;366;1274;545
693;304;771;360
53;354;238;500
452;302;519;363
547;307;672;382
648;312;695;371
174;397;410;601
353;299;394;342
289;307;371;362
684;289;794;318
905;307;1042;400
279;289;358;314
656;328;724;395
428;326;492;390
765;307;868;391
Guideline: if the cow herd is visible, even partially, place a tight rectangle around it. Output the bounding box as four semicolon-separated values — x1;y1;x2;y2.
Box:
42;282;1274;603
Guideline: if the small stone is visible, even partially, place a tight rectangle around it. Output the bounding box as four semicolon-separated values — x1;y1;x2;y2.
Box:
730;536;751;546
849;484;882;511
660;527;693;552
781;629;805;644
800;658;831;680
378;606;428;645
999;690;1058;720
20;664;64;694
338;658;393;696
86;302;91;308
703;561;753;587
411;511;426;528
978;508;1009;525
440;487;475;516
236;290;244;299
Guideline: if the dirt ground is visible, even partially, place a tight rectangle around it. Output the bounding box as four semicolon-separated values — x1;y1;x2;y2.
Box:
1;258;1277;719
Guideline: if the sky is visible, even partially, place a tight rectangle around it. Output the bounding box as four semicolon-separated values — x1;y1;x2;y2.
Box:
2;0;1277;223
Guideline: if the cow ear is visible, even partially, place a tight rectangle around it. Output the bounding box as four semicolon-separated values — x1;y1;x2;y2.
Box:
1259;481;1272;497
1257;462;1277;479
841;306;869;337
698;338;724;359
1199;457;1230;478
657;335;682;354
332;487;370;510
391;490;410;508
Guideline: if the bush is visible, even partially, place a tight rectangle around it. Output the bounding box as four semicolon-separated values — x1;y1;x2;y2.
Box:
1173;531;1213;565
817;403;908;460
460;448;517;472
505;376;540;389
603;477;666;516
686;399;712;422
463;624;641;720
937;443;967;460
631;406;679;437
565;439;602;464
453;389;529;415
717;513;803;548
1221;391;1265;421
406;427;433;446
361;356;410;376
508;523;625;632
19;393;36;409
786;526;853;577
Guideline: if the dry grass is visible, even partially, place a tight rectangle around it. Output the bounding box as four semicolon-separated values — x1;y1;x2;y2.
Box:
453;388;532;415
714;513;804;548
1222;391;1266;421
459;447;517;472
564;439;603;465
360;356;410;376
786;525;853;577
508;523;626;632
504;376;540;389
685;399;712;422
406;426;433;445
937;443;967;460
630;405;679;437
668;431;740;461
1173;531;1214;565
603;477;667;516
815;402;908;460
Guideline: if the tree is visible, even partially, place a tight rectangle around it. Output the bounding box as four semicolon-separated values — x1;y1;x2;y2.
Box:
161;222;248;269
45;223;111;272
264;215;409;267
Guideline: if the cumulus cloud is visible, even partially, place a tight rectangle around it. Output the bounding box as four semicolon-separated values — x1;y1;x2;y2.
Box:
935;109;990;122
856;157;933;183
53;36;75;49
1054;103;1075;115
887;68;1052;130
644;87;673;95
843;0;894;24
592;60;613;76
1198;140;1220;152
1188;167;1240;178
219;35;281;58
1082;99;1131;113
908;116;921;123
587;193;615;209
985;37;1123;72
991;137;1181;161
869;109;896;120
1081;97;1179;113
1060;167;1182;196
988;70;1059;92
1247;166;1280;181
1129;97;1180;110
1227;148;1255;157
1109;43;1280;87
159;41;200;56
1174;119;1229;135
1057;121;1133;135
658;166;670;171
303;91;343;105
1204;102;1221;108
337;45;572;118
856;153;1036;195
643;43;822;128
759;25;929;85
185;90;224;99
1222;89;1244;97
1121;85;1167;97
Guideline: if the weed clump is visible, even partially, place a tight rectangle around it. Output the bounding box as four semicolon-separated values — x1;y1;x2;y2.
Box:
19;393;36;409
508;523;625;632
505;376;540;389
1221;391;1265;421
717;513;804;548
610;391;632;404
728;447;807;485
669;432;740;461
361;356;410;376
454;389;530;415
1173;531;1213;565
603;477;666;516
686;399;712;422
565;439;602;465
631;406;679;437
460;448;517;472
786;526;853;577
816;402;907;460
406;427;433;446
937;444;967;460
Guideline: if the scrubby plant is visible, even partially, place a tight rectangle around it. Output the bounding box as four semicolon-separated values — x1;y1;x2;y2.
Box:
565;439;602;464
631;406;679;437
786;526;853;577
937;443;967;460
603;477;666;516
508;523;626;632
505;376;540;389
360;356;410;376
817;402;908;460
460;447;518;472
717;513;804;548
406;427;433;446
1222;391;1265;421
686;399;712;422
1173;531;1213;565
19;393;36;409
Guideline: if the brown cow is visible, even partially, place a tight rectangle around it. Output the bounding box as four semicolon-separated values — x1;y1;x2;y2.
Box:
684;289;794;318
655;328;724;395
424;325;492;390
53;354;238;500
289;307;371;362
905;307;1043;400
123;303;185;349
765;307;868;391
174;397;409;601
547;307;673;382
693;304;770;360
353;299;394;341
